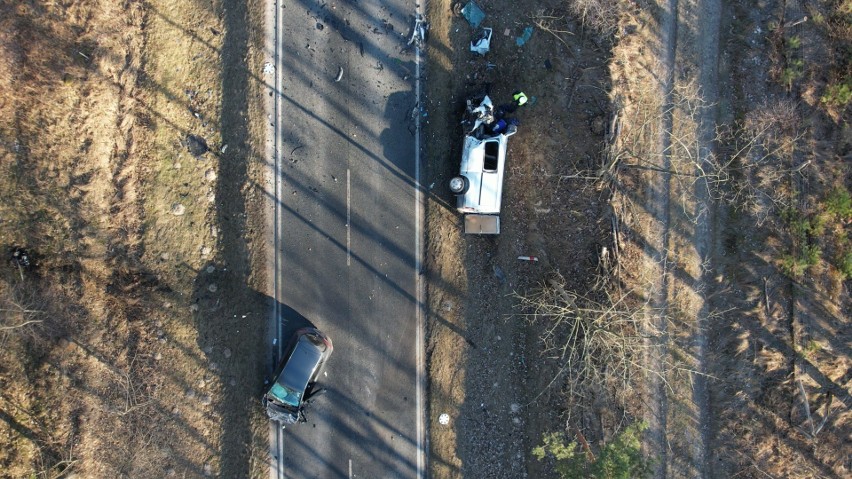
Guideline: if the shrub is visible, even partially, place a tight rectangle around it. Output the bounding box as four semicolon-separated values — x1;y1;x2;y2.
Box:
824;187;852;219
533;421;652;479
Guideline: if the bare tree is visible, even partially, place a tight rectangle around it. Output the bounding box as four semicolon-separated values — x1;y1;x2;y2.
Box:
515;273;660;406
607;82;805;225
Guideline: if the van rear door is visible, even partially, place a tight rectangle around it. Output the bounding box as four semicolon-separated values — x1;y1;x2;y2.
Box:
464;214;500;234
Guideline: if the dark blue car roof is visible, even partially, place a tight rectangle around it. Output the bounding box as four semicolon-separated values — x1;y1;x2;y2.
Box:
270;336;324;406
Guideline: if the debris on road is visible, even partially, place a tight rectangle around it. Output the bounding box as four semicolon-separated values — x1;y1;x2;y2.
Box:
517;256;539;262
408;14;429;47
335;66;344;82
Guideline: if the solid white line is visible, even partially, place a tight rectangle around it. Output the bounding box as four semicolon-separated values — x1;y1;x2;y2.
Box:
271;1;285;479
347;168;351;267
413;3;426;478
348;459;353;479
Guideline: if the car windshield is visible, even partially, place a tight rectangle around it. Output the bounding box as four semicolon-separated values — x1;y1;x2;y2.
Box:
270;338;323;407
268;382;301;407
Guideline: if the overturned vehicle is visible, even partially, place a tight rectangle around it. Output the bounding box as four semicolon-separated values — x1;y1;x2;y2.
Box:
449;94;517;234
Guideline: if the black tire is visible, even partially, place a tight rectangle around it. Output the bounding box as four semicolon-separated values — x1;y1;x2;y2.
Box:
449;175;469;195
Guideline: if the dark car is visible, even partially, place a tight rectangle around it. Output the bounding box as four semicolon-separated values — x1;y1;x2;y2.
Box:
263;328;333;425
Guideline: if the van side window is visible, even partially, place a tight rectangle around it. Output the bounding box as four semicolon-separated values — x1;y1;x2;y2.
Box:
483;141;499;171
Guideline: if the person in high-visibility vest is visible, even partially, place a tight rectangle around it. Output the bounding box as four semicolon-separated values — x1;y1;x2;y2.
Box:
512;91;528;107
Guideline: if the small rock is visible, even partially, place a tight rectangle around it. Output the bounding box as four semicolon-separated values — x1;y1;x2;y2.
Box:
185;134;209;157
160;252;170;261
207;191;215;203
198;378;207;388
510;403;520;413
170;203;186;216
154;352;163;361
165;467;176;477
203;463;213;476
190;304;199;312
493;265;506;283
590;116;606;136
201;246;212;256
204;168;217;182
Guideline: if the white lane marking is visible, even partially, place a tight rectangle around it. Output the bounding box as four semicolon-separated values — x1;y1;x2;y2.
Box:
414;3;426;478
347;168;351;266
349;459;353;478
271;0;286;478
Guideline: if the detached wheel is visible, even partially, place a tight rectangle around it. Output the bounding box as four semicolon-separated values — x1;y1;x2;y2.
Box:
449;175;469;195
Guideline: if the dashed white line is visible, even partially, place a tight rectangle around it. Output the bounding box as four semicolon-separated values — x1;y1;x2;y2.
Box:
347;168;351;266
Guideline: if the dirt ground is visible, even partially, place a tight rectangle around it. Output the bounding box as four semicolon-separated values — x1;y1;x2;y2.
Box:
423;1;616;478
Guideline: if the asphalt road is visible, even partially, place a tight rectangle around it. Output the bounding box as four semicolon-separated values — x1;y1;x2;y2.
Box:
269;0;423;477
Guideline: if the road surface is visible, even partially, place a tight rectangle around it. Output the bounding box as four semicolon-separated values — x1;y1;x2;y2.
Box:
266;0;424;477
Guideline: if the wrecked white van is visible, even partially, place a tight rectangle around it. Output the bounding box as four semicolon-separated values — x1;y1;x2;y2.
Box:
449;94;516;234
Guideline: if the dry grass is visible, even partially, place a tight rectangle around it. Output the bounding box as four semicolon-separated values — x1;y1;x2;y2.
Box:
0;1;269;477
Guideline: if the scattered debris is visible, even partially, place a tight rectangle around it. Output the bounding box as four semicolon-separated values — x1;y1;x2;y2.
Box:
408;14;429;47
517;256;539;262
9;247;32;270
515;26;534;46
461;1;486;28
493;264;506;283
470;27;492;55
